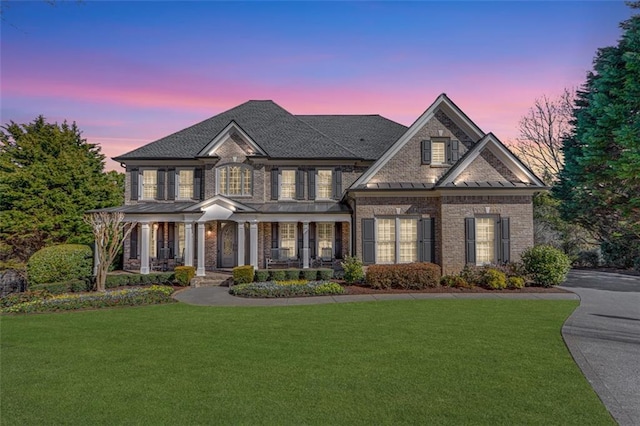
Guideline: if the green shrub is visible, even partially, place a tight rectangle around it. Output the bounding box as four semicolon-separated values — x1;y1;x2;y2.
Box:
507;276;525;289
521;245;571;287
269;270;286;281
479;268;507;290
254;269;269;282
175;266;196;286
233;265;254;284
440;275;470;288
460;264;484;286
29;282;70;295
1;290;52;308
573;250;601;268
302;269;319;281
318;268;334;281
27;244;93;286
229;281;344;298
2;286;175;314
365;262;441;290
341;256;364;284
284;269;300;280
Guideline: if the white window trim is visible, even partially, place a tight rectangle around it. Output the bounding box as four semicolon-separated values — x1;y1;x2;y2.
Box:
375;216;420;264
431;140;447;165
316;222;334;256
140;168;158;201
279;222;297;259
475;216;497;266
279;169;297;200
175;168;195;200
216;164;253;197
316;169;333;200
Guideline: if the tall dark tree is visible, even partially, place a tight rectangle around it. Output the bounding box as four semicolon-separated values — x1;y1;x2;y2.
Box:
555;2;640;268
0;116;124;263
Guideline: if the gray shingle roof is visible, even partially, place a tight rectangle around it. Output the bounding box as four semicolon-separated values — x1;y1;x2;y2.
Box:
114;101;406;161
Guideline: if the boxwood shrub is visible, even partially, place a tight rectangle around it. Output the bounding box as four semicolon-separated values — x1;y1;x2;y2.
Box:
233;265;254;284
27;244;93;286
284;269;300;280
174;266;196;286
254;269;270;282
365;262;441;289
229;281;344;298
318;268;334;280
479;268;507;290
301;269;319;281
269;270;286;281
29;279;89;294
521;245;571;287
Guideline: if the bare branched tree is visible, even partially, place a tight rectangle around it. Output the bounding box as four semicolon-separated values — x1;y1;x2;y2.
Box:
84;212;135;292
508;88;574;184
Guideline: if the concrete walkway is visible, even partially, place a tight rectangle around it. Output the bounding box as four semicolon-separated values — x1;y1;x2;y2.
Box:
173;285;578;307
560;270;640;426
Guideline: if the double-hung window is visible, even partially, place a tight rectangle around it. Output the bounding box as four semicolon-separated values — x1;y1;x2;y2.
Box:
317;170;333;199
280;223;297;258
431;141;446;165
376;219;396;263
177;169;194;199
476;218;496;265
280;170;296;199
142;170;157;200
317;223;333;255
399;219;418;263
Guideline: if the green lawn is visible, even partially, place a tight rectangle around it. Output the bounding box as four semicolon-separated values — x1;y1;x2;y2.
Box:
1;300;613;425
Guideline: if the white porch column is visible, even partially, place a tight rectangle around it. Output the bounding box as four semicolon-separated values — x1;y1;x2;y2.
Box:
184;222;193;267
140;223;150;274
249;221;258;269
302;221;310;269
196;222;206;276
237;221;246;266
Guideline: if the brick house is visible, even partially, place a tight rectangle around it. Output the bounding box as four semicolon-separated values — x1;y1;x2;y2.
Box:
107;94;545;276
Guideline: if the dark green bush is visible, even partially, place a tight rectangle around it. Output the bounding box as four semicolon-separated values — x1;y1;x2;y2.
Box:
229;281;344;298
254;269;269;282
341;256;364;284
600;234;640;269
573;250;601;268
233;265;254;284
507;276;525;289
27;244;92;286
318;268;334;280
365;262;441;290
460;264;484;285
479;268;507;290
175;266;196;286
521;245;571;287
29;282;70;295
440;275;470;288
270;270;286;281
285;269;301;280
302;269;318;281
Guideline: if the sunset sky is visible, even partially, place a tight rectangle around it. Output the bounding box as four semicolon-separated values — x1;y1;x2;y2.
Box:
1;1;632;171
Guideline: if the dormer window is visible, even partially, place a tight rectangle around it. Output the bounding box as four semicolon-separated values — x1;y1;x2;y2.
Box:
217;164;252;196
421;139;459;165
431;141;446;165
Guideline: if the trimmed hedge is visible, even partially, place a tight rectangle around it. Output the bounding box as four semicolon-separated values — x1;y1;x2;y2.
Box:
1;286;175;314
27;244;92;286
254;270;269;282
233;265;254;284
174;266;195;286
365;262;441;289
230;281;344;298
254;269;334;283
30;279;89;294
521;245;571;287
105;273;175;289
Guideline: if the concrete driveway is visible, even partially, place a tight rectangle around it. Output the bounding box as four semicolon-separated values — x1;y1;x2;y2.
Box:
561;270;640;426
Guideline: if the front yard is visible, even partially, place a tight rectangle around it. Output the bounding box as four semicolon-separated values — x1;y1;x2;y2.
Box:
1;300;613;425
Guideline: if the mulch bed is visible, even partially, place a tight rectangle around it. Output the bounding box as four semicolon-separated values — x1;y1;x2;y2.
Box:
343;284;569;295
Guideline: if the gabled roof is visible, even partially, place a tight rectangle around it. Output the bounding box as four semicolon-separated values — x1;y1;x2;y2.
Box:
351;93;486;188
436;133;546;188
114;101;405;161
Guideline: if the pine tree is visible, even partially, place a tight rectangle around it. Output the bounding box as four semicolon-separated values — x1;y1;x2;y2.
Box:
0;116;124;263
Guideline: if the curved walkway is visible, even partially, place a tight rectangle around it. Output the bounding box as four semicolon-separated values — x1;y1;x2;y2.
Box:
560;270;640;426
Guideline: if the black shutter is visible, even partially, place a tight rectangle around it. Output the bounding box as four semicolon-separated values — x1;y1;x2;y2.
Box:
335;222;343;258
421;140;431;164
296;169;305;200
157;223;165;258
167;222;175;258
297;222;303;258
271;223;279;249
499;218;511;263
465;218;476;265
167;168;176;200
130;225;138;259
271;169;279;200
418;218;435;263
362;218;375;264
449;140;459;164
309;222;316;258
332;169;342;199
193;168;202;200
308;169;316;200
130;168;139;201
156;169;165;200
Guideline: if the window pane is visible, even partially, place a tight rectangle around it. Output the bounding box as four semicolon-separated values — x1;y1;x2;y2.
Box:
317;170;332;199
178;169;194;199
243;168;251;195
317;223;333;254
280;170;296;199
280;223;296;258
142;170;157;199
218;168;227;194
432;142;446;164
229;166;241;195
376;219;396;263
476;218;495;264
399;219;417;263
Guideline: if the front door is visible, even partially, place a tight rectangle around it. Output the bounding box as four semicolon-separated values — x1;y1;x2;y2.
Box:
219;222;238;268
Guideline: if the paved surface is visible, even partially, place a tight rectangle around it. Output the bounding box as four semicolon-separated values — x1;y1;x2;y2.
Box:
173;285;578;307
561;270;640;426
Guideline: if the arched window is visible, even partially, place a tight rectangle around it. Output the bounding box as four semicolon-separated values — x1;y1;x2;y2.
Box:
217;164;252;196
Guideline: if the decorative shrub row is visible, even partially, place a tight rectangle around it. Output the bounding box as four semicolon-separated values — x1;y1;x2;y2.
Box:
1;285;175;314
230;281;344;298
27;244;93;285
365;262;441;289
174;266;195;286
105;272;176;288
1;290;53;308
254;269;333;283
30;279;89;294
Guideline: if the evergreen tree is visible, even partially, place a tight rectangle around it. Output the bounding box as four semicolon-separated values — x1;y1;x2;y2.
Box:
555;2;640;268
0;116;124;263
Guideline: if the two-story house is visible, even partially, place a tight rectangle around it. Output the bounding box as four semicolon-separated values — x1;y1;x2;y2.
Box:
106;94;545;276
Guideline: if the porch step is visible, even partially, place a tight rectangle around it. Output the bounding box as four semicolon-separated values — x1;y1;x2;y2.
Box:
190;271;233;288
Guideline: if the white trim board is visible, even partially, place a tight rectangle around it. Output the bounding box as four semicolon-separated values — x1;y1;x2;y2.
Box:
197;120;267;157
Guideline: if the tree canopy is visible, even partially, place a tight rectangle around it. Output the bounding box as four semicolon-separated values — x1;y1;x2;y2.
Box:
0;116;124;263
555;2;640;267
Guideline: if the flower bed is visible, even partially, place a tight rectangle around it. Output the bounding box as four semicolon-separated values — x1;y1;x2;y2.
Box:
229;281;344;298
1;285;175;314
